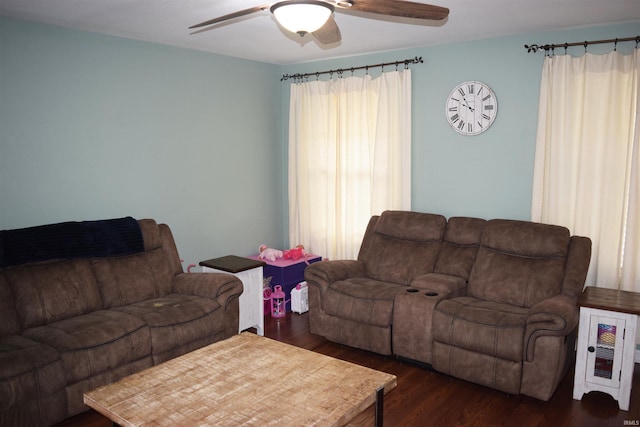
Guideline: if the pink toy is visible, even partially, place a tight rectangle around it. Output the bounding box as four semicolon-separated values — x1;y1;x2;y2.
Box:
270;285;286;318
263;287;272;315
263;276;273;315
283;244;307;261
258;244;283;262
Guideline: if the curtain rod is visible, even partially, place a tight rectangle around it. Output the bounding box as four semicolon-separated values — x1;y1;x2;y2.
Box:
280;56;424;81
525;35;640;53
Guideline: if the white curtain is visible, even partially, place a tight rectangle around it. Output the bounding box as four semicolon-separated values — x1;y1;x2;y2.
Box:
288;70;412;260
531;49;640;291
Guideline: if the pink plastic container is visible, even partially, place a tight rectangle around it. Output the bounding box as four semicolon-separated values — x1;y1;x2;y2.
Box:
270;285;286;318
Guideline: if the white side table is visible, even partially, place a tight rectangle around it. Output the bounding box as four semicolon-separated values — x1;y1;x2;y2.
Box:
200;256;266;336
573;286;640;411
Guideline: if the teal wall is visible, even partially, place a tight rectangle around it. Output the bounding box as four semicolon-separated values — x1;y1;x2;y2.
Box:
0;17;284;267
279;22;640;230
1;16;638;263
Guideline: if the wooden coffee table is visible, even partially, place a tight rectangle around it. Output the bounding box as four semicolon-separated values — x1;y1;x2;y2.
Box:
84;332;397;426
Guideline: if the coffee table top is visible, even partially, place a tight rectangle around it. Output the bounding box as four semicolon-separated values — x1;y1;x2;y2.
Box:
84;332;397;426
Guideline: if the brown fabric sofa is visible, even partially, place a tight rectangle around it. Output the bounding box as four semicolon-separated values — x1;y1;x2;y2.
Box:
305;210;591;401
0;217;243;427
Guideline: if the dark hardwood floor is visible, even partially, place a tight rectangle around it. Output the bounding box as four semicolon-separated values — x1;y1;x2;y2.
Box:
56;312;640;427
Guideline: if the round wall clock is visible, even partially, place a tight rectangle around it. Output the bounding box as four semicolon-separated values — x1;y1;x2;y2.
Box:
445;80;498;135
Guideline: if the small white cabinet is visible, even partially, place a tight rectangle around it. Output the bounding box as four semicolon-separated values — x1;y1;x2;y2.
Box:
200;255;266;336
573;287;640;411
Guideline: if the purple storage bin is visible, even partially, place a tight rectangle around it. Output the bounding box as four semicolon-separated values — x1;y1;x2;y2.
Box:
249;254;321;313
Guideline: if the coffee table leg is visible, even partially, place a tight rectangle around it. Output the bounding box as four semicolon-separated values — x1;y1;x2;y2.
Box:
375;386;384;427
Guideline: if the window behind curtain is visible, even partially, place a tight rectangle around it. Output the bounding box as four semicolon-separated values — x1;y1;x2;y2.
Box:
288;70;412;260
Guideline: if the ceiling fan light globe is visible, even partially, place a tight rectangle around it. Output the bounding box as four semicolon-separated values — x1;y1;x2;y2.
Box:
271;1;334;35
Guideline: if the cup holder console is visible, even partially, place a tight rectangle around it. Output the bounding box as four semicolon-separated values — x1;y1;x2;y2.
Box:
405;288;439;297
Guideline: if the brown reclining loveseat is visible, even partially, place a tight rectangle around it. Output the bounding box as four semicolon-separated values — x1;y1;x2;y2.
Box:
305;210;591;401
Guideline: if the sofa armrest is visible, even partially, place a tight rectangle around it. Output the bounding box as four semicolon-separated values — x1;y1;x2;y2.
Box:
524;294;579;361
172;272;243;308
304;260;367;293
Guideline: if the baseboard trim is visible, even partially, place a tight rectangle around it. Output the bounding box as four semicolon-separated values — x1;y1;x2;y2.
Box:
636;347;640;363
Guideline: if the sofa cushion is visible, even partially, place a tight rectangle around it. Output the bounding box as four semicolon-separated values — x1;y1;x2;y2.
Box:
0;335;66;410
323;278;407;327
467;220;570;308
138;219;163;251
113;293;224;362
22;310;151;384
0;335;67;426
358;211;446;285
433;296;529;362
6;259;103;329
91;247;175;308
434;217;486;280
0;273;20;337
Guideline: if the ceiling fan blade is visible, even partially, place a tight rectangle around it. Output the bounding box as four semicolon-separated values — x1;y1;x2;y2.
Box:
345;0;449;21
312;15;342;44
189;4;271;29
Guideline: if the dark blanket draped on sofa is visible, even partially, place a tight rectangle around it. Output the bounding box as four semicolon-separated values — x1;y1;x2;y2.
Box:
0;217;144;268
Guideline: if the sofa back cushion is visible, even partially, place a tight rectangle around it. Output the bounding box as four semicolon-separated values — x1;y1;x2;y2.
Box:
6;258;103;328
358;211;446;285
467;219;571;308
139;218;163;251
0;272;21;337
434;217;487;281
92;220;177;308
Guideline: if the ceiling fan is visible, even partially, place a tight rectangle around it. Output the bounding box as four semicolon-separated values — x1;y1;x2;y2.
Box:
189;0;449;45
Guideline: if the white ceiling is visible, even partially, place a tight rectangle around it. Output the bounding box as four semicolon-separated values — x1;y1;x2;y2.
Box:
1;0;639;65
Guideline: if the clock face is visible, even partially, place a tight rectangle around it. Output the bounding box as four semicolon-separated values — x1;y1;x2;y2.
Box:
445;81;498;135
